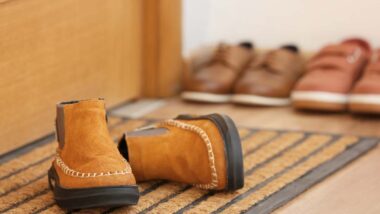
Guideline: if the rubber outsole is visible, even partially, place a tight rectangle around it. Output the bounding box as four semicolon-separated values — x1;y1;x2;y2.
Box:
291;91;348;111
291;91;348;104
232;94;291;106
181;92;231;103
48;167;139;210
349;94;380;105
292;100;347;112
177;113;244;190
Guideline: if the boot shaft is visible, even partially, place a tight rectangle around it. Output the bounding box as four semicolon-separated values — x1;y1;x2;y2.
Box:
55;99;108;149
54;99;118;169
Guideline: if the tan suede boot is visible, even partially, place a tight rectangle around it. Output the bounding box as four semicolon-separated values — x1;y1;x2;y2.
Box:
48;99;139;209
118;114;244;191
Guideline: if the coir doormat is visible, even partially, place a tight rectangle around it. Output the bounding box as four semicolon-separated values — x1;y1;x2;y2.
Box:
0;117;378;214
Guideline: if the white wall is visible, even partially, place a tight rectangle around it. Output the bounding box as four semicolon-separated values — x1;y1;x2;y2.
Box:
183;0;380;55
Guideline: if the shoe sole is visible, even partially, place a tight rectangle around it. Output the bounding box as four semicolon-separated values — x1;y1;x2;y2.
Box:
349;94;380;114
232;94;291;106
177;113;244;191
291;91;348;111
181;91;231;103
48;167;139;210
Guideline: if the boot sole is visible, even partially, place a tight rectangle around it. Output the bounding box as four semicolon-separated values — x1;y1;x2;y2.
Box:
181;91;232;103
349;94;380;114
232;94;291;106
291;91;348;111
177;113;244;191
48;167;139;210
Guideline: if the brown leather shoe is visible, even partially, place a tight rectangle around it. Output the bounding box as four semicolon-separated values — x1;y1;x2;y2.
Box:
48;99;139;209
292;38;371;111
181;42;253;103
118;114;244;191
349;50;380;114
232;45;305;106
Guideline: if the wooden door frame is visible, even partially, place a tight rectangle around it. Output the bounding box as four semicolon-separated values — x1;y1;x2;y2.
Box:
142;0;183;97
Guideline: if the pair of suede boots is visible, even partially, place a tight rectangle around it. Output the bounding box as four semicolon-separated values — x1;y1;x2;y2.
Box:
49;99;244;210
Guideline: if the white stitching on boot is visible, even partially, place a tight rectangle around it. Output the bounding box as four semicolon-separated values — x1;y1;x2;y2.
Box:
55;154;132;178
159;119;219;190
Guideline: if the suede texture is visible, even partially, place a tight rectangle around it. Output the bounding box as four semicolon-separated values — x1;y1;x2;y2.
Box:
124;118;228;190
53;99;136;189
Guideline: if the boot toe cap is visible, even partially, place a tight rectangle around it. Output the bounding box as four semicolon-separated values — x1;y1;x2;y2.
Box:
53;158;136;189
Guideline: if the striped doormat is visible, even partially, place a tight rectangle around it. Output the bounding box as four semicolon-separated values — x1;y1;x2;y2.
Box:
0;117;377;214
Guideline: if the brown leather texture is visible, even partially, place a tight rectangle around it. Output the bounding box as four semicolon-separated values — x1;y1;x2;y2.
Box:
183;43;253;94
234;47;305;97
124;118;228;190
53;99;136;189
351;50;380;94
294;38;371;94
